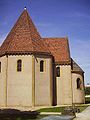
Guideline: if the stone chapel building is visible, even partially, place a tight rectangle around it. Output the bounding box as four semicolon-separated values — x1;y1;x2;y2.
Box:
0;8;85;108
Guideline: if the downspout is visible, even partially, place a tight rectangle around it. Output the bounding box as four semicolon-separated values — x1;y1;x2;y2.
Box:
32;55;35;106
50;58;53;106
70;58;74;107
5;55;8;107
82;72;85;103
71;70;74;107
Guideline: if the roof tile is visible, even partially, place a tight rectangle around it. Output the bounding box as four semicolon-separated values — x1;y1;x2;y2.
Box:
0;9;50;56
0;9;71;64
43;38;71;63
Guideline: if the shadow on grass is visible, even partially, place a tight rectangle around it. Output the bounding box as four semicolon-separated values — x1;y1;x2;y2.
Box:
0;109;40;120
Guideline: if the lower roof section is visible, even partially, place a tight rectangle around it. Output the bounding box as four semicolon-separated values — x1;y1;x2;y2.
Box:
71;59;84;73
43;37;71;64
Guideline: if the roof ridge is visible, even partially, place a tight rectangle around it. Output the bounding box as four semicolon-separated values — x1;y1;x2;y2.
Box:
24;9;34;51
25;10;50;54
43;37;67;40
43;37;67;38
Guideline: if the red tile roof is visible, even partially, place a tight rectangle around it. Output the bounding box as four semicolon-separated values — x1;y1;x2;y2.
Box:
43;38;71;63
0;9;71;64
0;9;50;56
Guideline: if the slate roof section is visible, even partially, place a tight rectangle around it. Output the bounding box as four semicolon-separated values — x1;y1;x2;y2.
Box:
71;59;84;73
43;38;71;64
0;9;51;56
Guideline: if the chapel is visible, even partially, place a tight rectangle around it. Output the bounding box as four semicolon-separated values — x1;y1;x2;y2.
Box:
0;8;85;108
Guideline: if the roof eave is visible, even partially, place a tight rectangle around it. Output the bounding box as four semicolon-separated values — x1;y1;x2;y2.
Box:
55;60;71;65
0;51;52;57
71;70;84;73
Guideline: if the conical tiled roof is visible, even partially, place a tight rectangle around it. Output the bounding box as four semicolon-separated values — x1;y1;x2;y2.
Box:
0;9;50;56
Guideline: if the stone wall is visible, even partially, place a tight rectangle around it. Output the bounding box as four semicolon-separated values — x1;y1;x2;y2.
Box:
35;55;52;106
0;56;7;107
7;55;33;107
72;73;85;104
56;65;72;105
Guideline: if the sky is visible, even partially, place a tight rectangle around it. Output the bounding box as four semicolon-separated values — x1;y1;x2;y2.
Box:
0;0;90;84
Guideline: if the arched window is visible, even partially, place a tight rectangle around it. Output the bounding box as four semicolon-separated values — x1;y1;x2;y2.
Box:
0;62;1;73
77;78;81;89
17;59;22;72
40;60;44;72
56;67;60;77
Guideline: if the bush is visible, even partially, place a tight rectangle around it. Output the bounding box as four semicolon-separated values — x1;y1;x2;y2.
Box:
85;97;90;104
85;87;90;95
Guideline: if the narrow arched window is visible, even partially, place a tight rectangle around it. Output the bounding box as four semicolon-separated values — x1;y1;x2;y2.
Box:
17;59;22;72
40;60;44;72
0;62;1;73
56;67;60;77
77;78;81;89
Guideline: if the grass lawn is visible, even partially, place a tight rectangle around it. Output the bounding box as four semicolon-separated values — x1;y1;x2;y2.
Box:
37;106;65;113
37;105;88;113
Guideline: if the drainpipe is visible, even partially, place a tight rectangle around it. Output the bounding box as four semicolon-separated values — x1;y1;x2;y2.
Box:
71;71;74;107
32;55;35;106
5;55;8;107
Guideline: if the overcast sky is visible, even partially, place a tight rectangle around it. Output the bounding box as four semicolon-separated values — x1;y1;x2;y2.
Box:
0;0;90;84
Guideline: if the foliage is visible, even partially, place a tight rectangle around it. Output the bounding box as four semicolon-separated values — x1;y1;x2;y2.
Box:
85;87;90;95
85;97;90;104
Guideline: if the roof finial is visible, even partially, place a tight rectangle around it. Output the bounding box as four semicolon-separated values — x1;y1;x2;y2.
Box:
24;6;27;10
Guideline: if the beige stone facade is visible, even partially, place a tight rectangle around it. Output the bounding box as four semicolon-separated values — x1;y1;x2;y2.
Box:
0;55;33;107
0;55;53;107
0;9;85;109
0;56;7;107
72;73;85;104
0;54;85;108
56;65;72;105
34;55;52;106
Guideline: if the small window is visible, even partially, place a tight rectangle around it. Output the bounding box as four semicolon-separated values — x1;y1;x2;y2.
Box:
56;67;60;77
17;59;22;72
0;62;1;73
77;78;81;89
40;60;44;72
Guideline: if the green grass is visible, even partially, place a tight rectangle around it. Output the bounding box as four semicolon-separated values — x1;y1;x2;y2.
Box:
37;105;88;113
37;107;65;113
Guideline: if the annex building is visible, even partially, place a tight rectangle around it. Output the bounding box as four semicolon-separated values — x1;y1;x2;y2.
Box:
0;8;85;108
